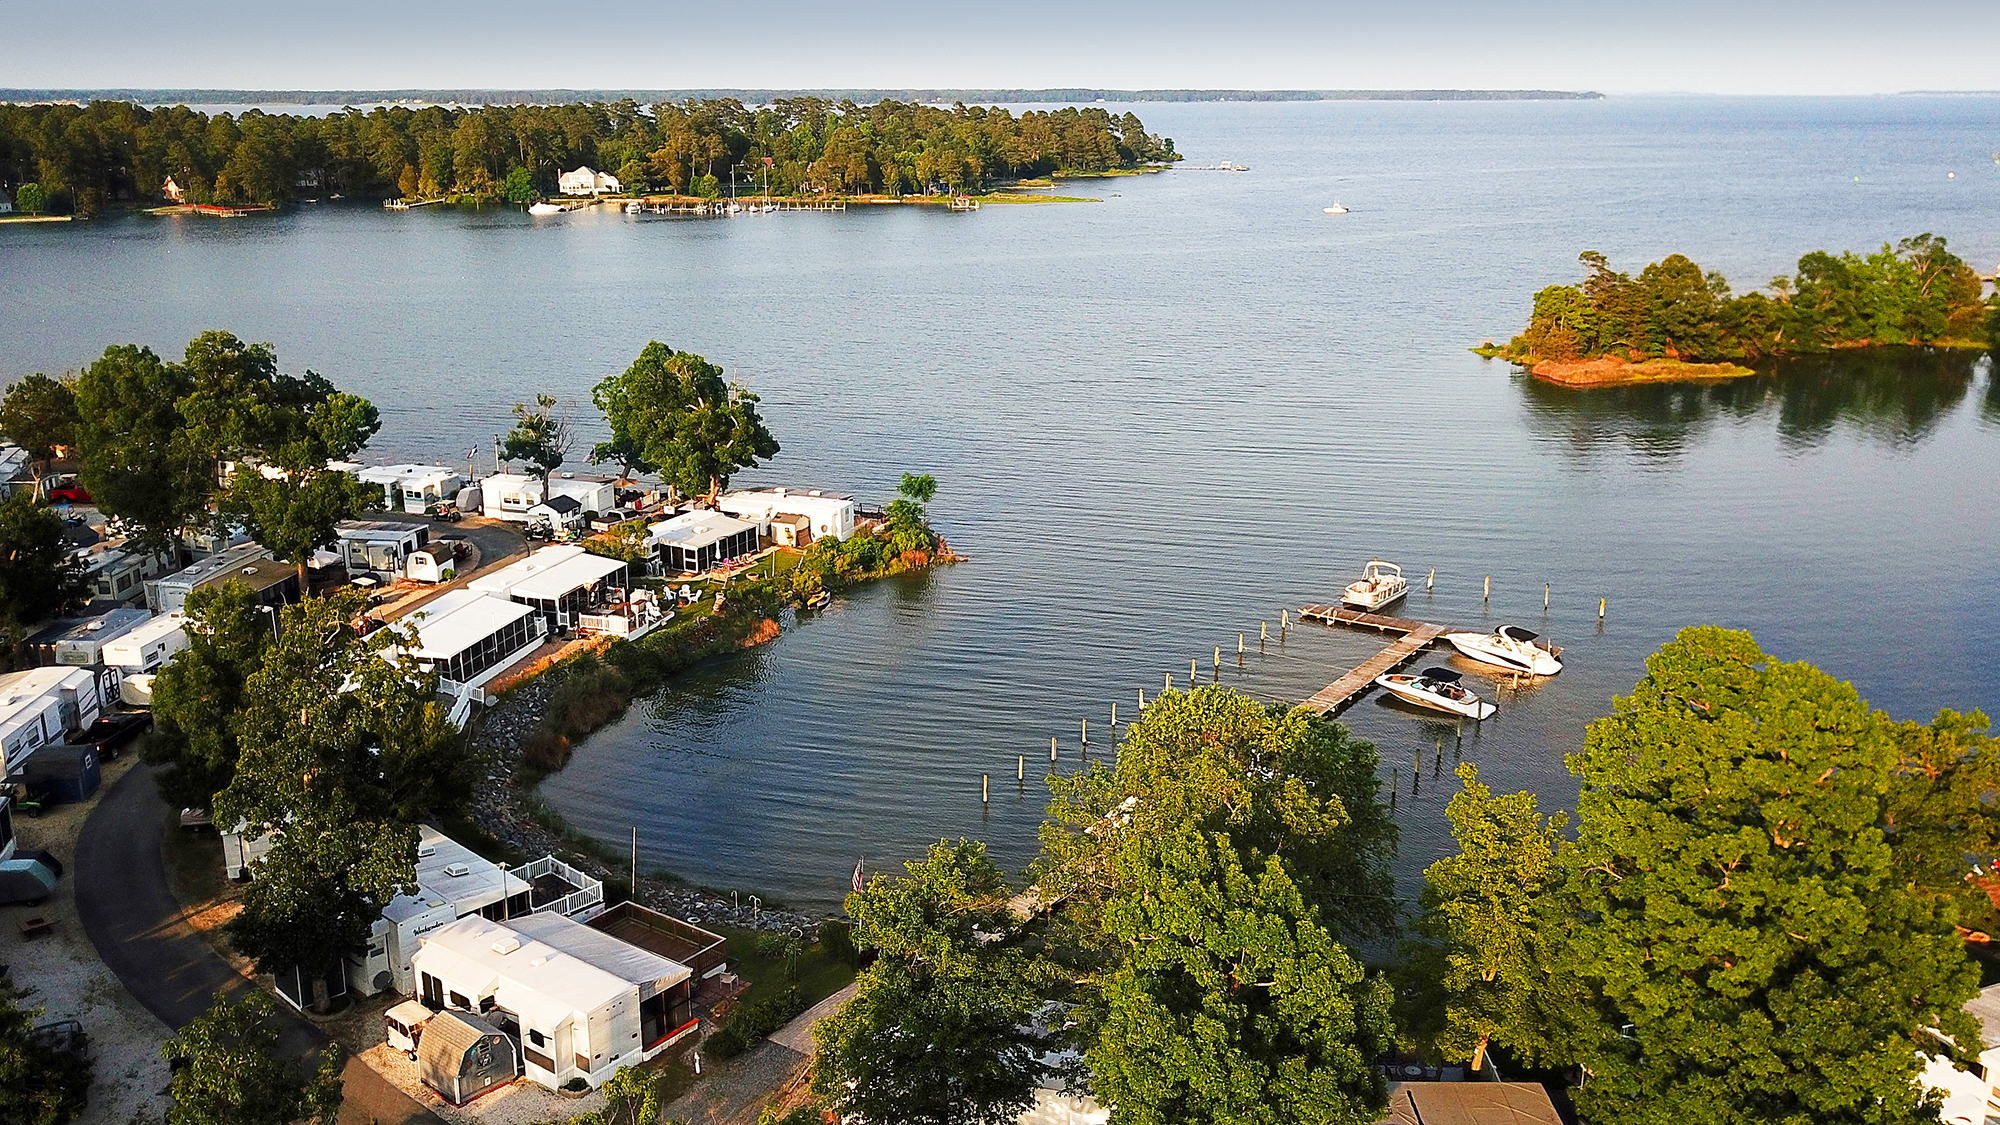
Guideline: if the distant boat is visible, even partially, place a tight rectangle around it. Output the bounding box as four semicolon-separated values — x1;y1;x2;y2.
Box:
527;201;562;216
1218;161;1250;172
625;200;642;213
1374;667;1497;720
1324;203;1348;214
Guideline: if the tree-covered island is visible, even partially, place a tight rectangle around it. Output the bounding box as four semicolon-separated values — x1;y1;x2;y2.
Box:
0;98;1179;213
1482;235;1998;386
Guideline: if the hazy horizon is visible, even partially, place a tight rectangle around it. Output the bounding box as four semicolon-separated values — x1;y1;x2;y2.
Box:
3;0;1998;97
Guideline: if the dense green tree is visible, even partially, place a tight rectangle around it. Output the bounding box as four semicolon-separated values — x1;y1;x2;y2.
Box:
501;393;572;480
1412;764;1572;1071
812;839;1052;1125
214;591;467;990
0;373;79;498
1533;626;1985;1125
571;1065;660;1125
0;493;86;631
501;165;537;203
589;342;779;501
164;992;341;1125
1040;688;1396;1125
12;182;46;214
884;472;940;554
0;981;92;1125
145;581;275;811
71;344;209;556
1883;709;2000;940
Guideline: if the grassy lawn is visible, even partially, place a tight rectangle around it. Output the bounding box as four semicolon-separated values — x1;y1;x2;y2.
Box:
711;923;857;1010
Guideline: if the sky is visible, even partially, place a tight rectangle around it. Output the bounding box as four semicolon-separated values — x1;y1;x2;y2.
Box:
4;0;2000;96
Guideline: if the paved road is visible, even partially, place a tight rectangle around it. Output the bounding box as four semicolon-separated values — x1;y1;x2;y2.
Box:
75;763;441;1125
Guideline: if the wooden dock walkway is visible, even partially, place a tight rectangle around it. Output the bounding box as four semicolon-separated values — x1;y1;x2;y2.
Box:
1296;603;1455;715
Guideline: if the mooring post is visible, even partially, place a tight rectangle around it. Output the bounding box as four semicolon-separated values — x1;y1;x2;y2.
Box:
982;774;989;804
1051;736;1058;763
1111;701;1118;726
1018;755;1024;782
1082;718;1088;744
1427;568;1435;590
1238;634;1245;654
1138;687;1145;710
1545;583;1551;609
1281;609;1289;630
1191;658;1198;684
1165;671;1172;693
1600;596;1607;619
1261;621;1268;641
1214;646;1221;669
1484;575;1491;601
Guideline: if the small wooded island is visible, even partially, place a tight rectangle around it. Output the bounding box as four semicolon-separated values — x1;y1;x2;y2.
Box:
1479;235;1998;386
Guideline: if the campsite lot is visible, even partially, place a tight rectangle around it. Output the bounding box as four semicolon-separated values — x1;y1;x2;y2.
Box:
5;753;174;1124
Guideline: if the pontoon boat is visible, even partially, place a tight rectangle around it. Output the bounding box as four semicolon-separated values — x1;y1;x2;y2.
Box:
1342;560;1408;611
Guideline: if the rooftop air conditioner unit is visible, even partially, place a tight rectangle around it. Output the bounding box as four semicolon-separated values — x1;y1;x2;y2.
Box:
443;862;471;877
491;937;522;955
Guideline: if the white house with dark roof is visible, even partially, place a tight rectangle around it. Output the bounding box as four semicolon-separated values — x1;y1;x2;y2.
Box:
557;167;622;196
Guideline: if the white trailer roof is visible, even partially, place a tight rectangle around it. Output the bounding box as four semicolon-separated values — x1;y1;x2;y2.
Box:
398;591;538;661
416;915;634;1015
508;912;690;990
383;825;530;924
649;510;757;550
100;613;188;656
506;552;628;602
468;545;586;596
356;464;461;486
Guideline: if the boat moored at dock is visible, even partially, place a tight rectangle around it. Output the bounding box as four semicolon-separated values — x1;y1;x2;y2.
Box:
1342;560;1408;611
1373;667;1497;720
1443;625;1563;676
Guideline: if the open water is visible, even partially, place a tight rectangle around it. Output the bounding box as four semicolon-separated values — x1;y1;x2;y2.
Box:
3;96;1997;910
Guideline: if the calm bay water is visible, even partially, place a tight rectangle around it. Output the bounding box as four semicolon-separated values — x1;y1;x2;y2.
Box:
3;96;1996;909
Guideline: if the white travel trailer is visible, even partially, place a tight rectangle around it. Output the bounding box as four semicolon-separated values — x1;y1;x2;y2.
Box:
480;473;545;522
100;613;190;674
716;487;857;545
356;465;467;515
337;520;430;579
0;668;102;774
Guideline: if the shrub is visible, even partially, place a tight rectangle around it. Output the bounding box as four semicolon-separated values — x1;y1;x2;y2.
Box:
706;1023;748;1058
521;729;572;772
815;919;860;966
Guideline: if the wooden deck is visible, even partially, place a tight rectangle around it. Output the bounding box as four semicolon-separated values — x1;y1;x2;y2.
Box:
1297;603;1454;715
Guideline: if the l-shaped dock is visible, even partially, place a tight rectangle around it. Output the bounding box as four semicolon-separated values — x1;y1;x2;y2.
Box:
1295;605;1455;715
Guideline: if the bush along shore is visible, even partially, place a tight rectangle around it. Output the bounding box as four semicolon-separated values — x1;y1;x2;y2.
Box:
466;491;960;930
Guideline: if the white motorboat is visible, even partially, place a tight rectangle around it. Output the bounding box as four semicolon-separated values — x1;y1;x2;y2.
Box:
1374;667;1496;720
527;201;563;216
625;200;643;213
1342;560;1408;611
1443;625;1563;676
1324;203;1348;214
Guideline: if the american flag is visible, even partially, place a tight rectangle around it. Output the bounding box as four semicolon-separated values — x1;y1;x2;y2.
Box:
851;858;865;892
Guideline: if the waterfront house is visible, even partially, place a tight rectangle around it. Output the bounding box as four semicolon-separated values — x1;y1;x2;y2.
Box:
337;520;431;580
356;464;467;515
558;166;622;196
162;175;185;203
147;543;298;615
0;667;103;776
100;613;189;675
1922;984;2000;1124
348;824;603;998
479;472;545;522
647;511;760;574
410;911;696;1091
384;589;546;693
716;487;857;545
470;545;630;631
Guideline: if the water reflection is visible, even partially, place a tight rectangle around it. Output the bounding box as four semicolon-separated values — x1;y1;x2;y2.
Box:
1515;349;1991;461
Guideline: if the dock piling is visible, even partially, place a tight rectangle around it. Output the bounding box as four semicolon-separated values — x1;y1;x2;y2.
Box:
983;774;989;804
1600;597;1606;619
1484;575;1491;601
1018;755;1024;782
1427;568;1435;591
1238;634;1245;654
1051;737;1058;763
1214;646;1221;669
1261;621;1268;641
1111;702;1118;727
1082;718;1088;744
1545;583;1551;610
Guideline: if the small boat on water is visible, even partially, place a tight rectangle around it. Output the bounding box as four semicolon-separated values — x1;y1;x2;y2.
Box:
1374;667;1496;720
804;590;832;610
1342;560;1408;611
1324;203;1348;214
625;200;643;213
1444;625;1563;676
527;201;563;216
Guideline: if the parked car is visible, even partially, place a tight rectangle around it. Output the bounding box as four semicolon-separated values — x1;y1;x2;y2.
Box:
48;482;91;504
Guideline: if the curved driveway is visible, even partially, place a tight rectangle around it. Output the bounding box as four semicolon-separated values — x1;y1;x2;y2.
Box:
76;763;439;1125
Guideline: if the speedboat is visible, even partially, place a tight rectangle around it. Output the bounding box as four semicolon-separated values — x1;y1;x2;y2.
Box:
1324;203;1348;214
527;201;562;216
1444;625;1563;676
1342;560;1408;611
1374;667;1496;720
625;200;643;213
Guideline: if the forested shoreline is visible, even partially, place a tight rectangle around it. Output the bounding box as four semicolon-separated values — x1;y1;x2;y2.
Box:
0;98;1178;212
1493;235;1997;366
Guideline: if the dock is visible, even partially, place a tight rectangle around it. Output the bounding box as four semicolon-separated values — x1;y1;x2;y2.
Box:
1296;604;1453;715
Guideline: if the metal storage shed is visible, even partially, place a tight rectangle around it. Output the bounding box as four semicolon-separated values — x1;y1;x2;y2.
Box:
417;1009;517;1105
20;745;100;804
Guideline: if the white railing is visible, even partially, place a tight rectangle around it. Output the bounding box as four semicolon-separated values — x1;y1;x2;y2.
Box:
519;854;605;920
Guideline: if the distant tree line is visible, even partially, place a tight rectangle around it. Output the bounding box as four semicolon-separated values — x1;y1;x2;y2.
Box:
0;98;1179;212
1499;235;1997;364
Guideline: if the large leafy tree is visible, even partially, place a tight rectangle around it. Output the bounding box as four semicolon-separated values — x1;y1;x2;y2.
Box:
164;992;341;1125
1533;626;1986;1125
1041;688;1396;1125
144;581;275;811
0;981;92;1125
1412;764;1572;1072
71;344;209;557
0;373;79;499
0;493;86;633
589;342;779;502
214;591;467;994
812;839;1052;1125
